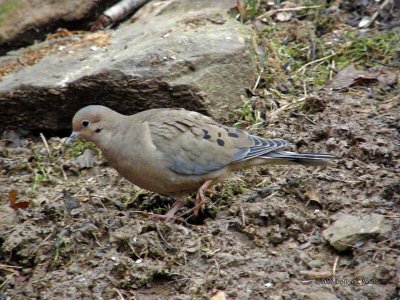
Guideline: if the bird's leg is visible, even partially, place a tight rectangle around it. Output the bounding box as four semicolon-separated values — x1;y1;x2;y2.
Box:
164;198;185;221
194;180;214;216
150;197;185;223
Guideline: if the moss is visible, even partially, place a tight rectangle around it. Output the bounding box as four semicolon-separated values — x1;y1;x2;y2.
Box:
210;178;250;212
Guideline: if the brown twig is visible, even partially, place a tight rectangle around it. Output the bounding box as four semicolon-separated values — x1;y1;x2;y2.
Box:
268;98;306;121
240;203;246;226
113;288;126;300
91;0;151;31
40;132;52;157
155;223;175;249
252;67;264;93
0;264;22;271
257;5;322;19
332;256;339;277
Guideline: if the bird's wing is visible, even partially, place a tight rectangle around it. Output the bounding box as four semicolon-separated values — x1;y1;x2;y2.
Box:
147;109;289;175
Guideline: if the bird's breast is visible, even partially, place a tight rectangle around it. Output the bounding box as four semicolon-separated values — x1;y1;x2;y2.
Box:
101;129;203;195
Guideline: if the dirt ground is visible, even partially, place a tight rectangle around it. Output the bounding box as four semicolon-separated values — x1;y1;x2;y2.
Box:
1;1;400;300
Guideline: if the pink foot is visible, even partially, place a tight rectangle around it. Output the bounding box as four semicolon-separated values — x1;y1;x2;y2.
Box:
193;180;214;216
150;199;185;222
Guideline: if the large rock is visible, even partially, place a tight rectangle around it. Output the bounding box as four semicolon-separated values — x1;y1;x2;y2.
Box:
0;0;113;55
322;213;386;251
0;0;257;133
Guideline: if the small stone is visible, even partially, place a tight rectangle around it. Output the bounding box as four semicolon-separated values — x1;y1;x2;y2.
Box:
322;213;385;251
75;149;95;169
298;252;310;263
355;264;377;281
361;199;372;207
345;161;353;169
264;282;273;288
376;138;386;145
185;247;198;253
21;268;33;275
308;259;323;269
273;271;289;281
63;190;80;213
276;12;292;22
38;148;48;156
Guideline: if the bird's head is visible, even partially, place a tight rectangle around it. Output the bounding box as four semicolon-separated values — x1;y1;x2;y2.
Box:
66;105;117;146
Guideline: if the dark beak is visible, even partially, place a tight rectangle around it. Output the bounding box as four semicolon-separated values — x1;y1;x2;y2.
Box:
65;132;80;145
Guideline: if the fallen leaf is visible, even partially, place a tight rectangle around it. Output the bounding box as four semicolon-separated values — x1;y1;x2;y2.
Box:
8;190;30;210
8;190;17;207
305;188;321;205
326;65;398;90
299;270;332;279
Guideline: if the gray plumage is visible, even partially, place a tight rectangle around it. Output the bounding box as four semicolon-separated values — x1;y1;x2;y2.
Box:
67;105;337;220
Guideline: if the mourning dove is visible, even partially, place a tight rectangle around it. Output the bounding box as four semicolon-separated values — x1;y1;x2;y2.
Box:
67;105;336;221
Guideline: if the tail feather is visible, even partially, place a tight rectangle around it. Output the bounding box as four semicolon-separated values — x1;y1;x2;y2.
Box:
261;151;337;166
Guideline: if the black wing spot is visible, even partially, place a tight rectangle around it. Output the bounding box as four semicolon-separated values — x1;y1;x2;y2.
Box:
217;139;225;146
218;132;222;137
202;129;211;140
228;132;239;138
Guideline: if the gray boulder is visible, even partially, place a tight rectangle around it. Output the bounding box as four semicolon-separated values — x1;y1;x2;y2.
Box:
0;0;257;132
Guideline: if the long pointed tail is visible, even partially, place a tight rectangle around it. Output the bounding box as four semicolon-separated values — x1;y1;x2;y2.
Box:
261;151;338;166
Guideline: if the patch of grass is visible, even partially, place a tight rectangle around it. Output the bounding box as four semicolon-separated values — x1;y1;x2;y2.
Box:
54;234;68;262
29;146;51;190
0;0;21;26
336;29;400;67
68;139;99;158
234;96;265;130
244;0;260;19
254;19;399;101
26;138;99;190
234;2;397;128
123;188;149;207
258;20;329;90
237;0;261;23
31;170;47;190
210;178;250;211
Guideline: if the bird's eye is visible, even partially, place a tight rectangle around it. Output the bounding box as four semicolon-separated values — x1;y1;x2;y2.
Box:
81;120;90;127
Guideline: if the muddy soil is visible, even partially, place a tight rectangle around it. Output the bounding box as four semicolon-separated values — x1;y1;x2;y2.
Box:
1;88;399;300
1;2;400;300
